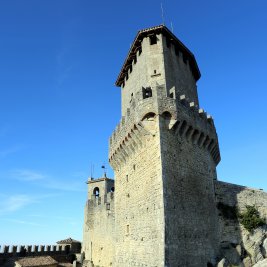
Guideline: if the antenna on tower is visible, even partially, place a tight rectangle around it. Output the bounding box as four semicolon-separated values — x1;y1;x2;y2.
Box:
101;163;107;178
161;2;165;26
171;22;174;33
90;163;94;180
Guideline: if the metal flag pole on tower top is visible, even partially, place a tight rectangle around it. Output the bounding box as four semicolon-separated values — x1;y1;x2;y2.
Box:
161;3;165;26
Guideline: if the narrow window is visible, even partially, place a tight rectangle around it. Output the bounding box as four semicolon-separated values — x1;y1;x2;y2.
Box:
126;225;129;235
142;87;152;99
169;87;175;99
106;203;110;210
149;35;157;45
154;70;157;74
133;164;136;171
126;175;128;182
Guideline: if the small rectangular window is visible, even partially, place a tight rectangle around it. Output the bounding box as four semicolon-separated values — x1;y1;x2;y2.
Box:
149;35;157;45
106;203;110;210
126;225;129;235
142;87;152;99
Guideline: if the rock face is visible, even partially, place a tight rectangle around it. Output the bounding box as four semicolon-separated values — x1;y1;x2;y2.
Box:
242;228;266;265
262;238;267;258
216;226;267;267
215;182;267;267
253;259;267;267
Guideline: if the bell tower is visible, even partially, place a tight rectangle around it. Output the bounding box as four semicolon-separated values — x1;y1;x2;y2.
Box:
109;25;220;267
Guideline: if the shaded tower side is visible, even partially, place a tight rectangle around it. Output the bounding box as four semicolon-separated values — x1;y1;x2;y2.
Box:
82;177;115;267
159;99;220;266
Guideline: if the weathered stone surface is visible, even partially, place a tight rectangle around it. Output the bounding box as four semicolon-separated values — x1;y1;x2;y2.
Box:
242;228;265;265
262;238;267;257
81;25;267;267
220;245;241;266
217;258;230;267
253;259;267;267
243;256;252;267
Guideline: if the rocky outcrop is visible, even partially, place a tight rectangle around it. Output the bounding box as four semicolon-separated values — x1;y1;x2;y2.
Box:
217;226;267;267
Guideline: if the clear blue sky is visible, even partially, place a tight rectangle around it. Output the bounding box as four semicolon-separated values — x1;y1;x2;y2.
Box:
0;0;266;245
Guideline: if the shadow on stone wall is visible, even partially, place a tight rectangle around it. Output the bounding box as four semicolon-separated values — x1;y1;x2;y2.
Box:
215;181;267;267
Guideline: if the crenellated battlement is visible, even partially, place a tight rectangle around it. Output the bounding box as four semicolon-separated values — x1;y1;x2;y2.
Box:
0;244;72;259
109;86;220;168
87;191;114;207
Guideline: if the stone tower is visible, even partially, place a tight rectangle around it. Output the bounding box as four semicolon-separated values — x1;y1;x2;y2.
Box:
82;175;115;266
109;25;221;267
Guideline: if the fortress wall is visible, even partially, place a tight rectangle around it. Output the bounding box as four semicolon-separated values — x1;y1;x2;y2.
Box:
0;244;72;261
83;192;115;267
215;181;267;244
109;83;221;267
160;115;220;267
113;116;165;267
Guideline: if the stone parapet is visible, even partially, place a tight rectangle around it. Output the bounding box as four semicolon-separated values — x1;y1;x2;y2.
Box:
109;84;220;167
0;244;72;259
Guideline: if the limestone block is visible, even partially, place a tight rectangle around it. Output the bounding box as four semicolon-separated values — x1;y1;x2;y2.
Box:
236;244;242;256
217;258;230;267
262;238;267;258
221;246;241;265
242;228;265;264
243;256;252;267
253;259;267;267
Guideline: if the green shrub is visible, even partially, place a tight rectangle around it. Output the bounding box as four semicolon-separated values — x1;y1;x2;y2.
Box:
238;205;265;232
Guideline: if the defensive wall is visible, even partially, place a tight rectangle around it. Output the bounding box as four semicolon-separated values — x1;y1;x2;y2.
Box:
0;244;79;266
109;86;220;169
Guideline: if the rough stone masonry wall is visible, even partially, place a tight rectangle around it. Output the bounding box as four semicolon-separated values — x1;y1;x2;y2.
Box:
162;35;199;106
112;115;165;267
160;115;220;267
121;34;166;116
83;192;115;267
